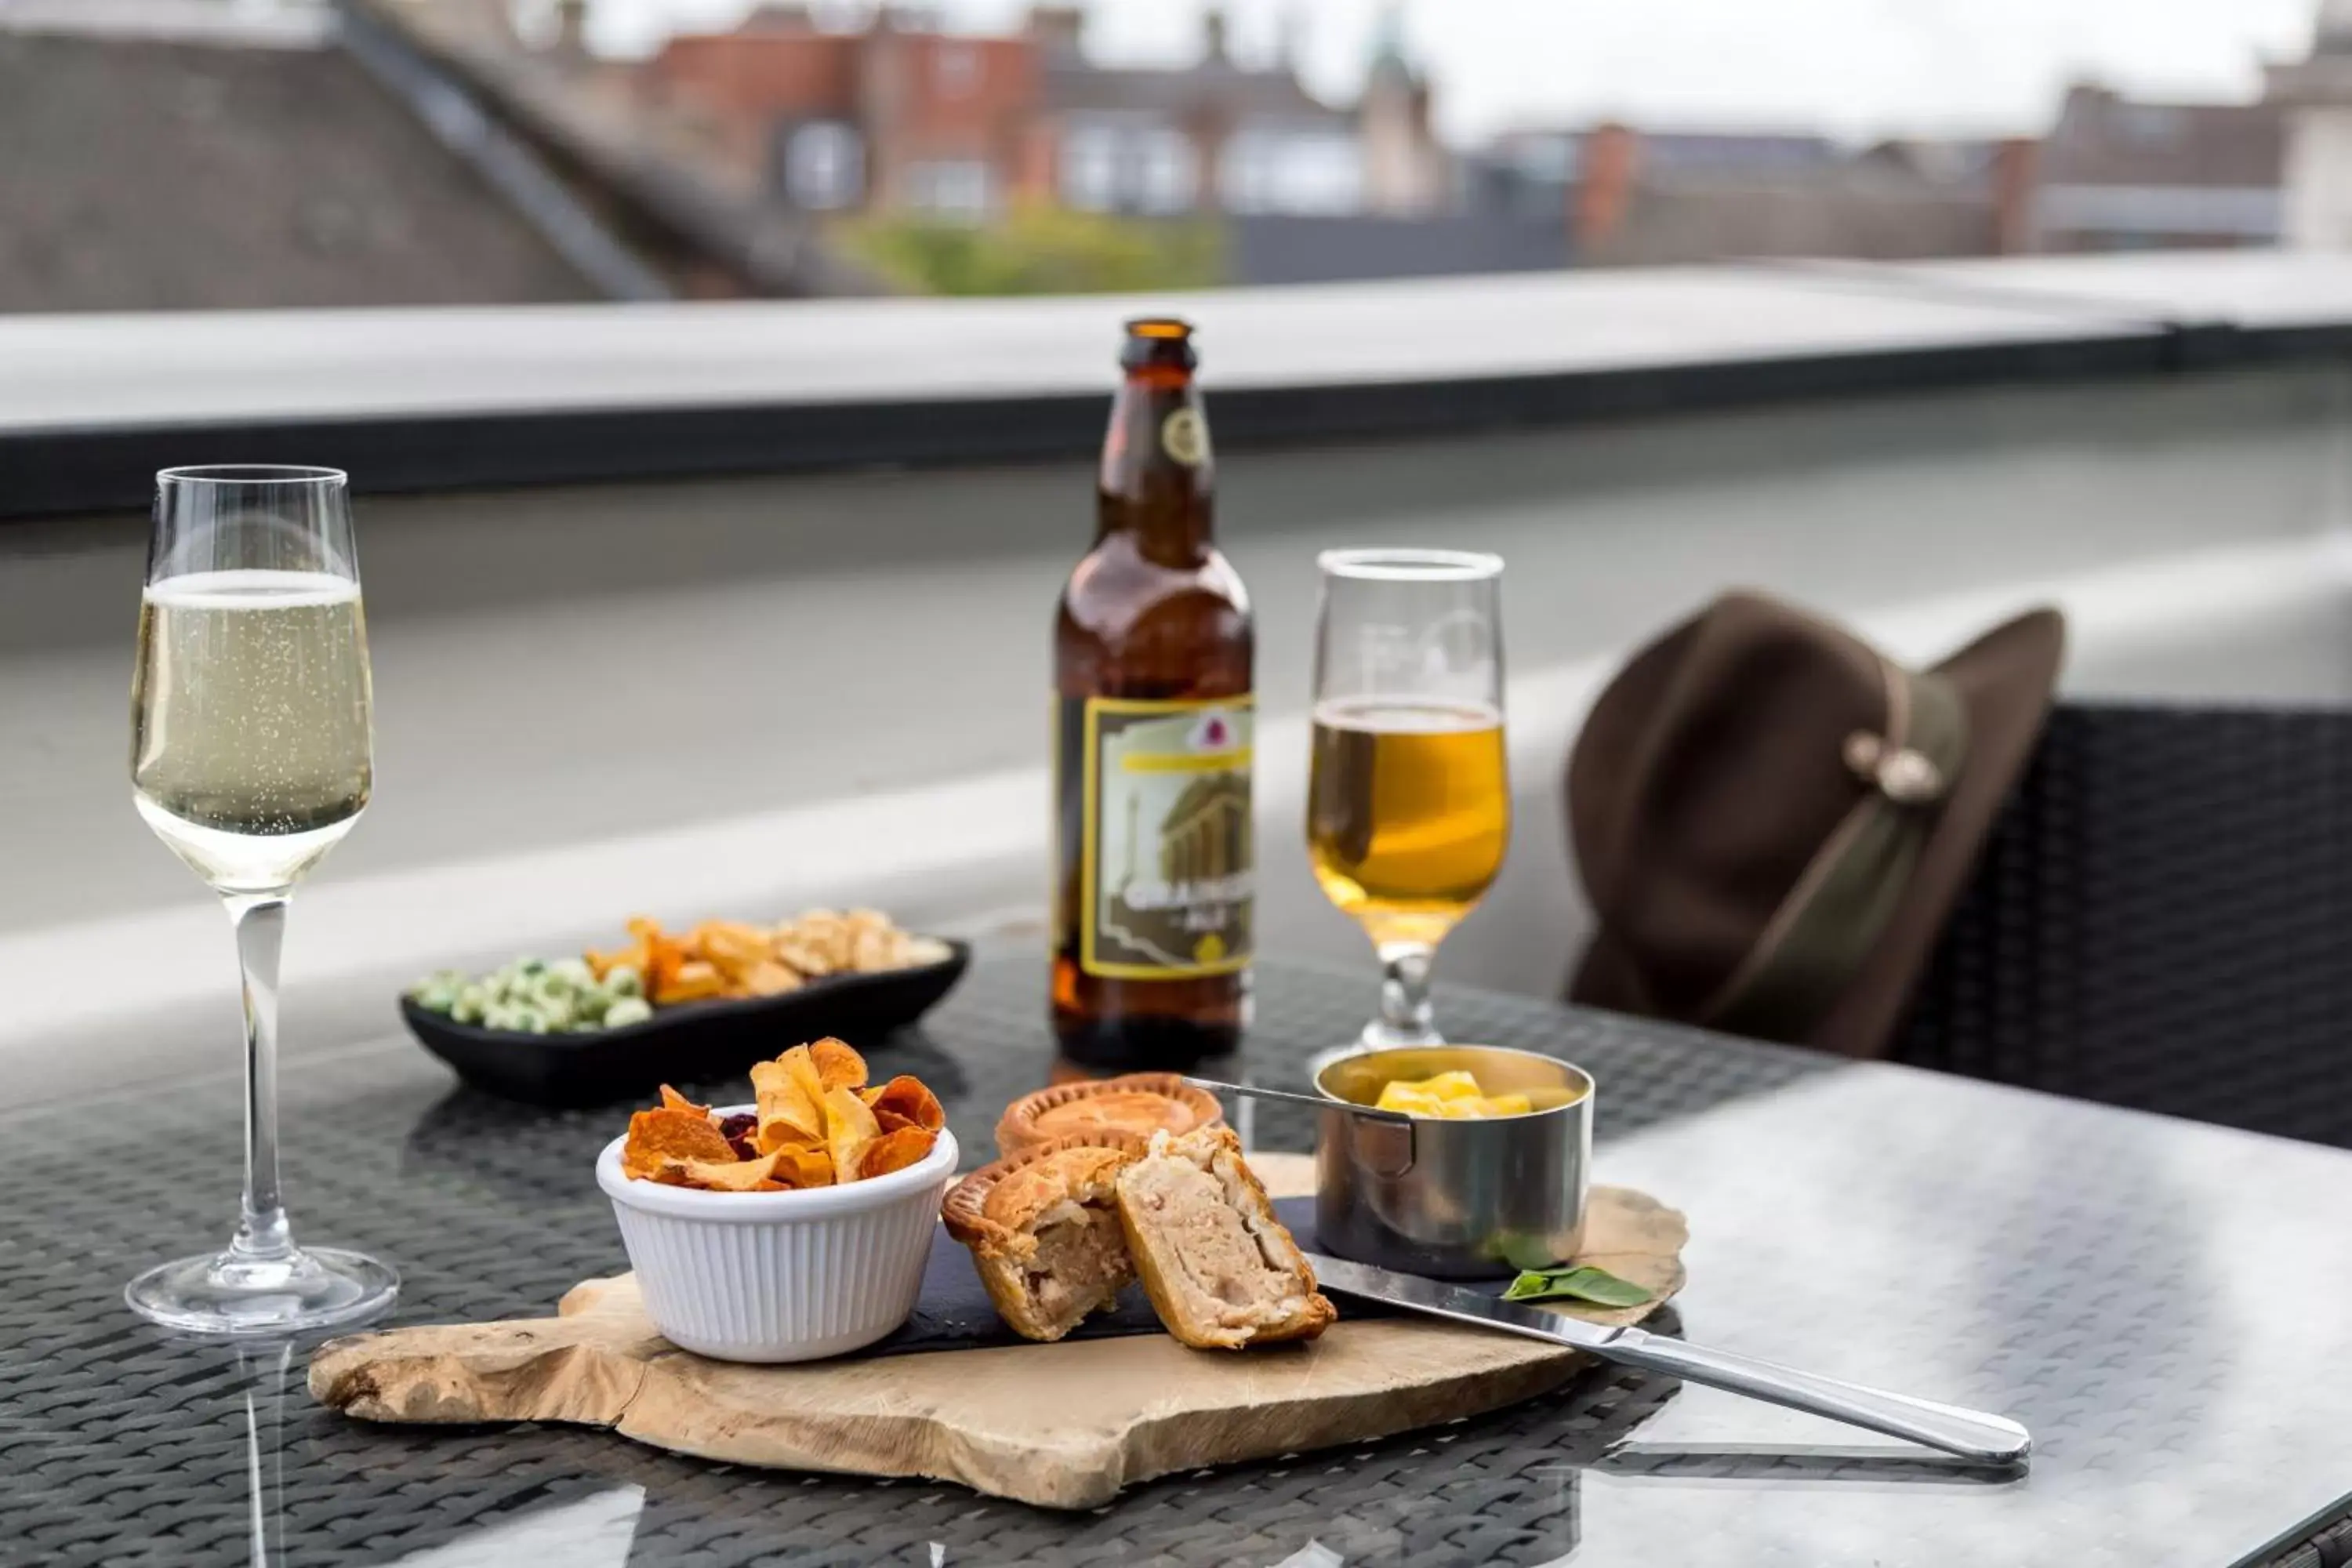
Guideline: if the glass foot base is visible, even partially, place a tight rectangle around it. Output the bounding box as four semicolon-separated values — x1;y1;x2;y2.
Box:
1359;1017;1445;1049
125;1245;398;1335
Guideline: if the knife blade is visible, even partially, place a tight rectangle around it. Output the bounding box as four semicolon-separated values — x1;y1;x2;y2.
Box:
1306;1252;1630;1350
1305;1251;2031;1465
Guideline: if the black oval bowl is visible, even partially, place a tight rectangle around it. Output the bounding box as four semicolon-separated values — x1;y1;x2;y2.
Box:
398;940;971;1108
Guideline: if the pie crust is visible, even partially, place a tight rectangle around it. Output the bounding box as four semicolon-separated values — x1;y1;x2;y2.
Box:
994;1073;1225;1159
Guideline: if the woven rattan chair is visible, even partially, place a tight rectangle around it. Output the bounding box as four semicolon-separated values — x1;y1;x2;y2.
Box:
1896;701;2352;1149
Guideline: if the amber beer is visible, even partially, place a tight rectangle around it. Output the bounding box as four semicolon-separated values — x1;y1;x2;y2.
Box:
1053;318;1253;1069
1307;698;1508;950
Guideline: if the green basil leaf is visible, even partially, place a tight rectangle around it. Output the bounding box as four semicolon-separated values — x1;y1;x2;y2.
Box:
1501;1265;1653;1308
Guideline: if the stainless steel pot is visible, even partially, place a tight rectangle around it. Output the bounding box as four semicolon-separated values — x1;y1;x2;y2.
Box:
1312;1045;1593;1280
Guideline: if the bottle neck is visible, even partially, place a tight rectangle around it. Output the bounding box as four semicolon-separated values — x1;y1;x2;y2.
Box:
1097;366;1214;565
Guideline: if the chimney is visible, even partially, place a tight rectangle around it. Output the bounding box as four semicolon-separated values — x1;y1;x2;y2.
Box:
1203;5;1230;64
1028;5;1086;57
428;0;517;45
739;4;819;32
1573;122;1640;256
1014;119;1061;203
1990;136;2040;255
552;0;588;56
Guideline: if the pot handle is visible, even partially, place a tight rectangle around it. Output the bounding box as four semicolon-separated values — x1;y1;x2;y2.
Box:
1341;1108;1415;1178
1185;1080;1421;1179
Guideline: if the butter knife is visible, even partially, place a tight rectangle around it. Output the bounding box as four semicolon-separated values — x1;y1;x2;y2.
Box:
1305;1252;2031;1465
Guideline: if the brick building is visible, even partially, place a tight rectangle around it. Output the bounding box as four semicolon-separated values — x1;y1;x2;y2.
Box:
650;7;1043;216
2031;84;2282;252
1479;124;2006;266
641;4;1448;222
1479;83;2277;269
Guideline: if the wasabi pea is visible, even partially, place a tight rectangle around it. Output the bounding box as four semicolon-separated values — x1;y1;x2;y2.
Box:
407;970;466;1012
602;996;654;1029
528;974;578;1011
421;957;669;1033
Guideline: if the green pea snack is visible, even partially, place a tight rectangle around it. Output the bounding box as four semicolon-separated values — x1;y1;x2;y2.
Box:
408;958;652;1034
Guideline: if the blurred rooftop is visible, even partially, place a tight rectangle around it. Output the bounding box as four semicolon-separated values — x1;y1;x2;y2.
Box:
0;22;605;314
0;0;332;46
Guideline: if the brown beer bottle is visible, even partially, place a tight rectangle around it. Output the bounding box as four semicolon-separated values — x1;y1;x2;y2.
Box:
1052;318;1253;1069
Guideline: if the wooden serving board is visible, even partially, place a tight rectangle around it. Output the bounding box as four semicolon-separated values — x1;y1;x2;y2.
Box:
310;1156;1687;1509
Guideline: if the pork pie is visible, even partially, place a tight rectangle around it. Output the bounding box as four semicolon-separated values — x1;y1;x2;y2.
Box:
1114;1127;1336;1350
942;1134;1145;1342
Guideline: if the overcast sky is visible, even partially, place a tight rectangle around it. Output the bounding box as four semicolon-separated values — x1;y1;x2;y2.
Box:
583;0;2323;144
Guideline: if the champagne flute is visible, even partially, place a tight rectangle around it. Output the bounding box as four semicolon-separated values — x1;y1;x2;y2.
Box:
125;466;398;1333
1307;549;1508;1047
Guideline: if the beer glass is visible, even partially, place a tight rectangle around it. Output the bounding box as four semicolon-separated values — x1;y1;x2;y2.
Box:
125;466;398;1332
1307;549;1508;1047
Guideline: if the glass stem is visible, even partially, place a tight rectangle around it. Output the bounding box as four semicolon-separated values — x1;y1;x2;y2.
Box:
224;893;295;1265
1376;942;1437;1040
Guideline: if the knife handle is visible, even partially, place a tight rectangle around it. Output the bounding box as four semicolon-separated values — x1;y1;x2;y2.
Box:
1607;1330;2031;1464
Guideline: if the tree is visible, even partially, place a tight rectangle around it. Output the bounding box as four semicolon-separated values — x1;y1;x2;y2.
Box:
834;205;1224;296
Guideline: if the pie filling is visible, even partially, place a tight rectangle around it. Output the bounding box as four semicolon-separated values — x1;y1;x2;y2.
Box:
1124;1150;1305;1328
1021;1200;1131;1332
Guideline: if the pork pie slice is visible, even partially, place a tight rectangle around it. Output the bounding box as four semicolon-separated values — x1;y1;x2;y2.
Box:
942;1134;1145;1343
1114;1127;1337;1350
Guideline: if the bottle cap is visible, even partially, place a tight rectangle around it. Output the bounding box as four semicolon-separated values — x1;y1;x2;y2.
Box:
1120;317;1197;371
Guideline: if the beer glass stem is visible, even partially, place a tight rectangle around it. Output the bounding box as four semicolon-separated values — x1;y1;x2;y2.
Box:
1368;941;1443;1046
225;892;296;1266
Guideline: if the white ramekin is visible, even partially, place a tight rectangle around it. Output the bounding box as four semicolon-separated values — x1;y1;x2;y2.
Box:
596;1107;957;1363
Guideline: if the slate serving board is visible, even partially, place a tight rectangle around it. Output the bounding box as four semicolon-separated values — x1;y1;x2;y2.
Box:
310;1156;1687;1509
873;1196;1551;1356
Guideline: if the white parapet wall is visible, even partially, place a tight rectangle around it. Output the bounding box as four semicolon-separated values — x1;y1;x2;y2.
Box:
4;352;2349;1087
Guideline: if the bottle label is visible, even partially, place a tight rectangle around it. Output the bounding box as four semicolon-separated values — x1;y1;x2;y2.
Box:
1075;695;1254;978
1161;408;1210;467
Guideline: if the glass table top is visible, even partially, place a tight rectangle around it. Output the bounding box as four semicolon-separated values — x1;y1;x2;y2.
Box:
3;948;2347;1567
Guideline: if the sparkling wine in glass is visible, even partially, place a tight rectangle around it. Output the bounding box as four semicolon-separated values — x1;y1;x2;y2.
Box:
1307;549;1509;1047
125;466;398;1333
